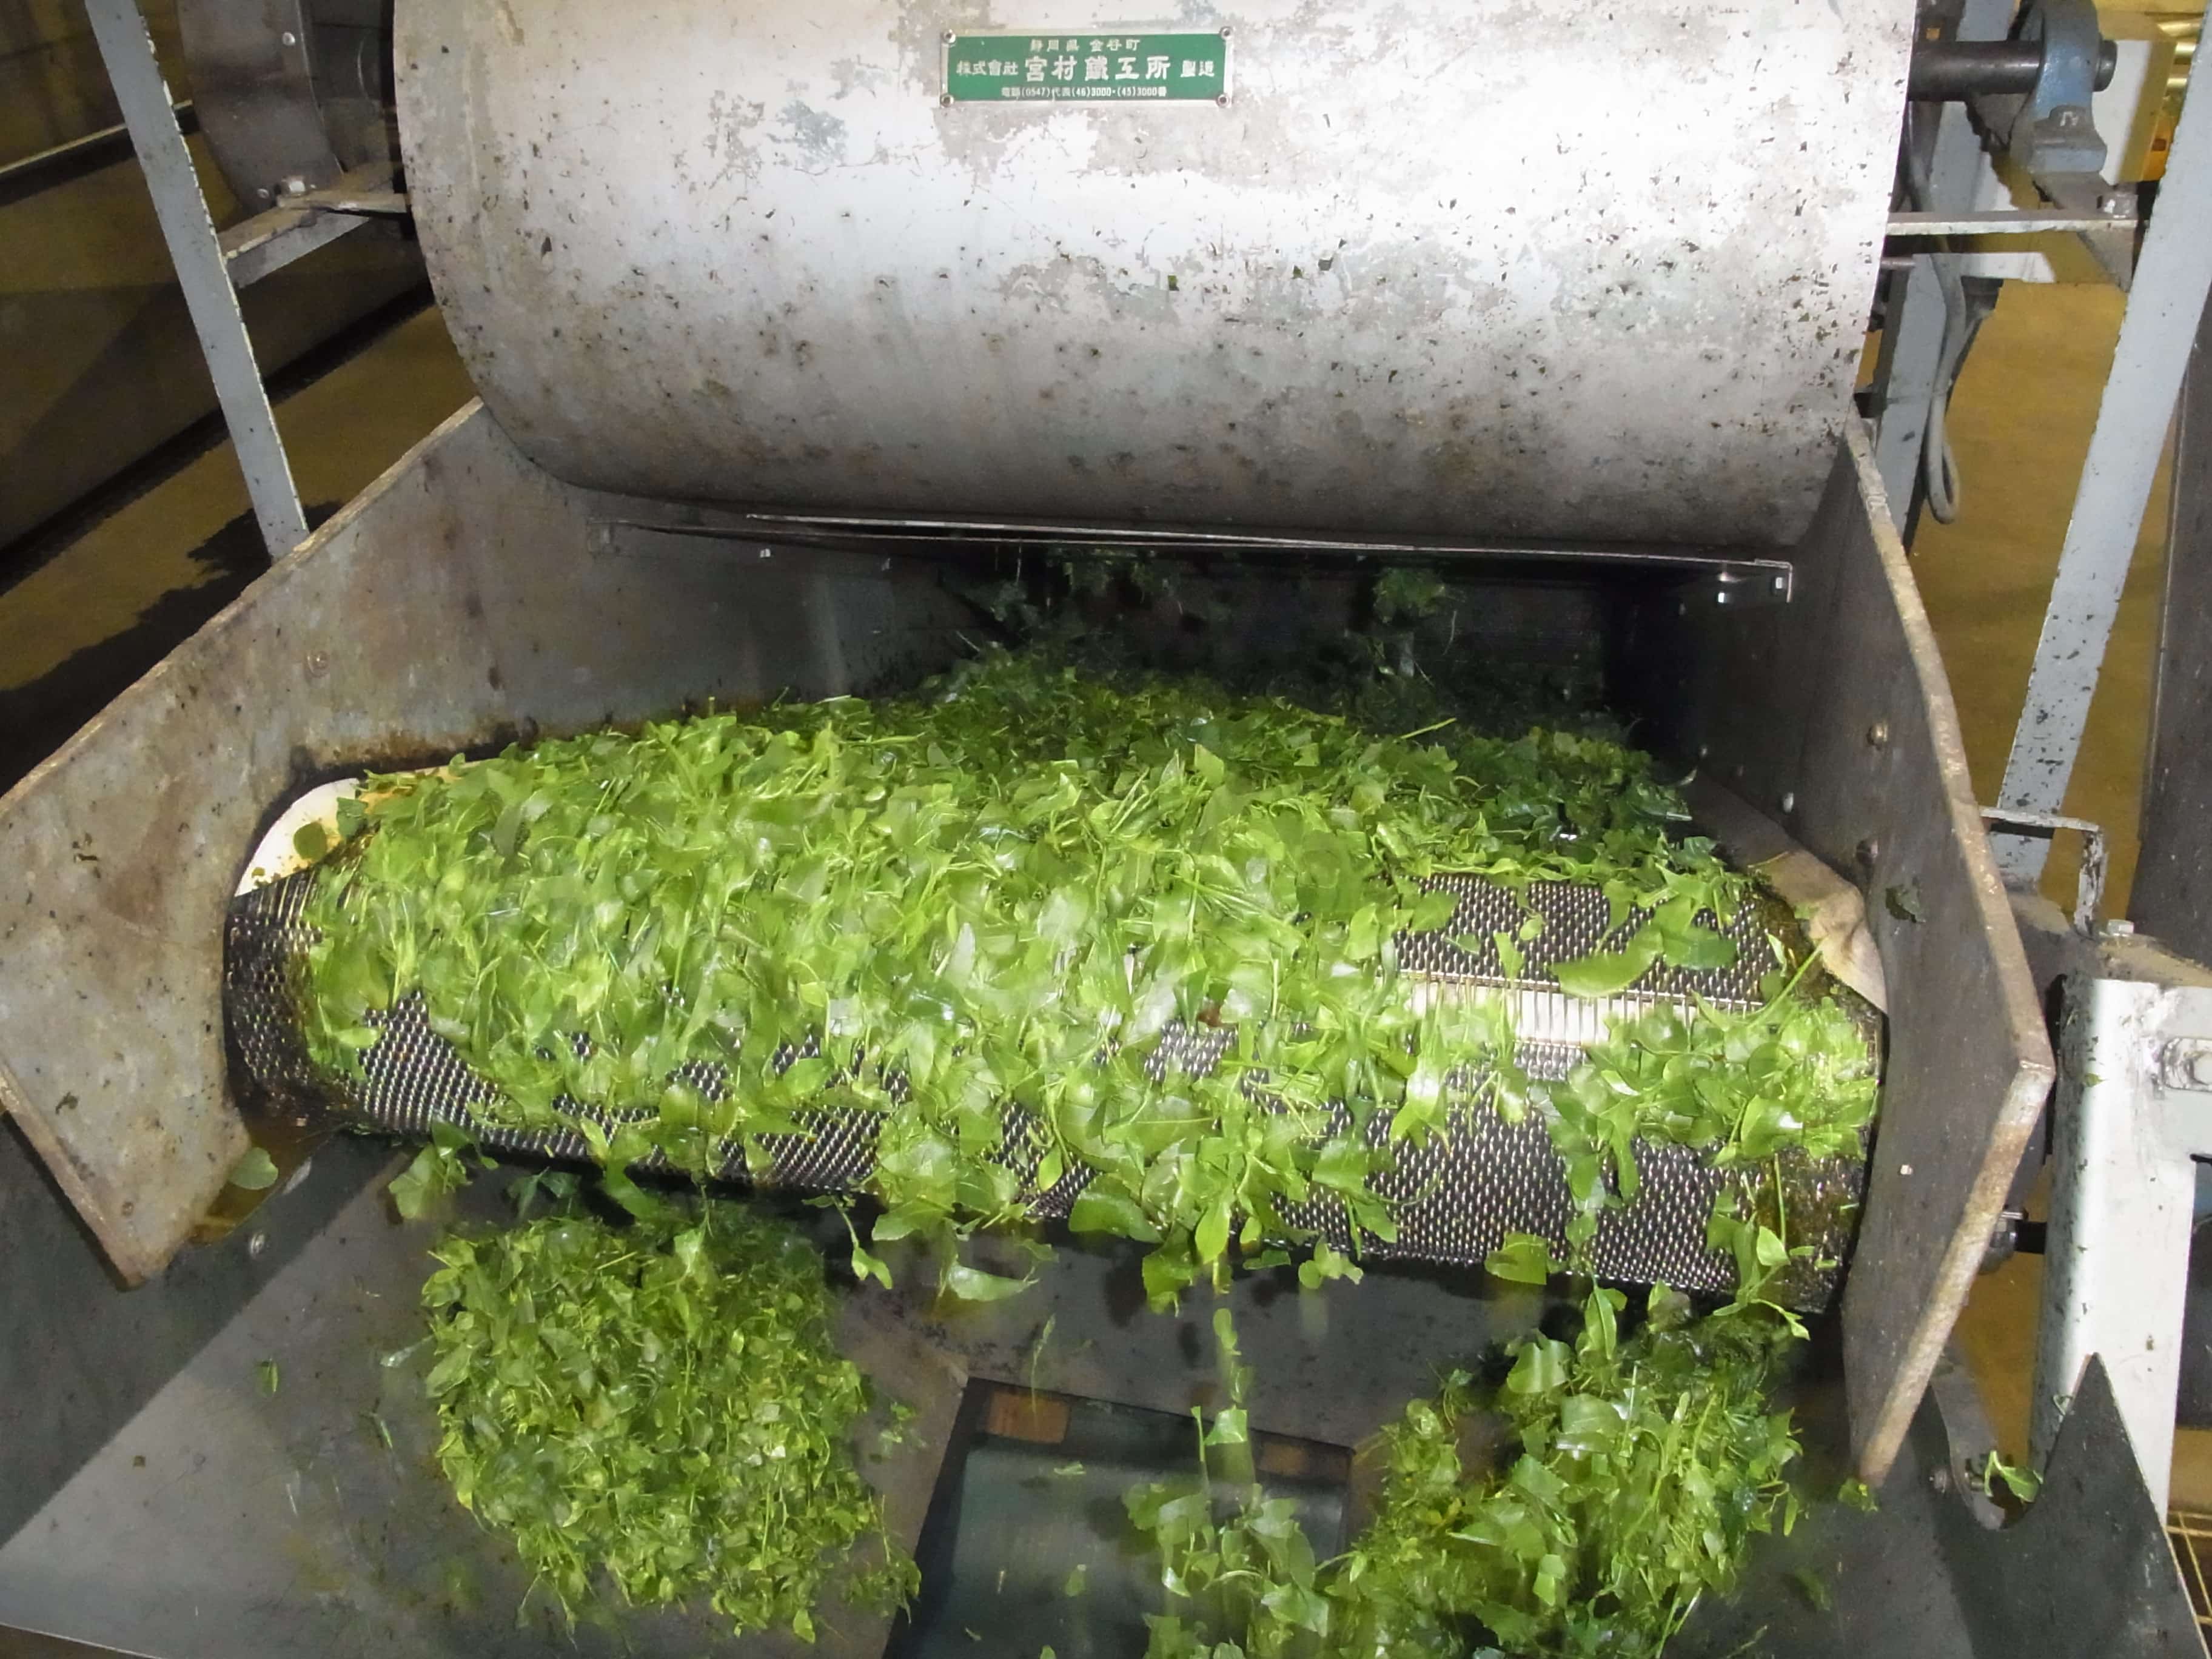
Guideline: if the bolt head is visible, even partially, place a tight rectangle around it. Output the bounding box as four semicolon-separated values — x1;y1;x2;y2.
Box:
280;28;298;45
247;1230;267;1259
1866;719;1890;748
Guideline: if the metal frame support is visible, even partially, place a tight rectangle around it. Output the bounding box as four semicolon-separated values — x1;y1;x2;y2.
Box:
1874;0;2014;532
1981;805;2108;931
1994;59;2212;880
2033;962;2212;1515
82;0;310;556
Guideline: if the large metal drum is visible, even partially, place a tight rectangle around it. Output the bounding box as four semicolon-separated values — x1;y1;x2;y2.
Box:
397;0;1912;547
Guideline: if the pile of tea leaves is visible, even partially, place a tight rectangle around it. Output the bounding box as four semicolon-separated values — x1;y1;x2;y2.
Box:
1131;1266;1805;1659
417;1187;916;1641
303;647;1755;1304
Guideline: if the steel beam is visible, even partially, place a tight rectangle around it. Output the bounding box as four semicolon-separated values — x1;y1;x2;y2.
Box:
1994;66;2212;879
81;0;309;556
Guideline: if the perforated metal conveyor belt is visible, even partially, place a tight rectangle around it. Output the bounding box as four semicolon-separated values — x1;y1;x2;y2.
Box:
224;868;1869;1309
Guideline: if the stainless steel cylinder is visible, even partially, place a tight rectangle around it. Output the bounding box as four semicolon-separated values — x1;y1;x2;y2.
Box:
397;0;1911;547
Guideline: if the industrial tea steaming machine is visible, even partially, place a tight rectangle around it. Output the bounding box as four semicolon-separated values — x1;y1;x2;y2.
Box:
0;1;2197;1654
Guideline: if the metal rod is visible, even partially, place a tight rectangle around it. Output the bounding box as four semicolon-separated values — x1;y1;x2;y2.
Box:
1995;61;2212;880
81;0;307;557
1888;209;2137;235
0;102;194;209
1908;38;2118;101
602;509;1796;584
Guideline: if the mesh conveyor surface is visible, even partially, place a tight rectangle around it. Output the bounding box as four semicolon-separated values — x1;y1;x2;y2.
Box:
225;866;1864;1308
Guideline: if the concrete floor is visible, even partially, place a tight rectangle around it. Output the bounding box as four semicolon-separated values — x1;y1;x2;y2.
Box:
0;272;2187;1501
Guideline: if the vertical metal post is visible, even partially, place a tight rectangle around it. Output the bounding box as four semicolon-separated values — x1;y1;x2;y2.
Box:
1874;256;1950;526
81;0;309;555
1993;66;2212;880
2033;973;2212;1515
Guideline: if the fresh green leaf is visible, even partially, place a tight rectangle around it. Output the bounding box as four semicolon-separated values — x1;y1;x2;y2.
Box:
230;1147;280;1191
1552;928;1663;999
945;1261;1033;1302
1484;1231;1555;1285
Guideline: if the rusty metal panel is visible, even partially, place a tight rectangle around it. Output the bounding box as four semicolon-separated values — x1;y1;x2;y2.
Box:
0;403;974;1281
1640;424;2055;1483
393;0;1912;548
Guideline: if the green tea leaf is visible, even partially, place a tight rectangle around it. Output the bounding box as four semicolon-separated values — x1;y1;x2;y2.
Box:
1068;1185;1160;1242
945;1261;1033;1303
418;1201;917;1638
1483;1231;1555;1286
1552;929;1662;999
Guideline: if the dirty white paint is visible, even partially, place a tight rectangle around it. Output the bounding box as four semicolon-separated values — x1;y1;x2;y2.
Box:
2033;973;2212;1514
397;0;1912;547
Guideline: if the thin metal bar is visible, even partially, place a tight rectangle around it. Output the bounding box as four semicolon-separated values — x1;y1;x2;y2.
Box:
1994;66;2212;880
221;203;367;288
0;101;193;209
81;0;308;557
637;509;1791;569
1888;210;2139;235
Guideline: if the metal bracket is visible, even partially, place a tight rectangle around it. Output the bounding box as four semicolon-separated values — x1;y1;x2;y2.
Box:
2033;968;2212;1514
1979;806;2106;930
218;163;407;289
2008;0;2110;177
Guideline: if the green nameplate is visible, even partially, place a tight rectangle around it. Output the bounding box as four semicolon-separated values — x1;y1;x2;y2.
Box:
942;30;1231;104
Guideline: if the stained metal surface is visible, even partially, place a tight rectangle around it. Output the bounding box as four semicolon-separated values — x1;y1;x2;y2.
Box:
0;402;976;1282
4;1139;2187;1657
176;0;394;209
1946;1357;2200;1657
0;1155;966;1659
175;0;341;203
1994;63;2212;879
2131;295;2212;960
395;0;1912;549
2032;970;2212;1513
1631;424;2056;1484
